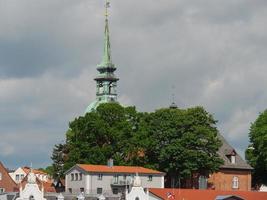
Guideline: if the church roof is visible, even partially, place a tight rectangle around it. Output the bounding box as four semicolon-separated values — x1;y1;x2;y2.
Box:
217;134;252;170
84;99;111;113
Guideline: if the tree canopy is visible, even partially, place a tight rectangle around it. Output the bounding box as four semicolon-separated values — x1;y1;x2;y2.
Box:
246;109;267;187
52;103;223;187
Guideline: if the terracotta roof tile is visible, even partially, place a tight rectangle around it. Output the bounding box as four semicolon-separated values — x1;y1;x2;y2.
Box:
149;188;267;200
22;167;47;175
77;164;164;174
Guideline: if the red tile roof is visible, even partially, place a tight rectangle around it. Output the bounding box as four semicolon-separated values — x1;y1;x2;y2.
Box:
77;164;164;174
149;188;267;200
22;167;47;175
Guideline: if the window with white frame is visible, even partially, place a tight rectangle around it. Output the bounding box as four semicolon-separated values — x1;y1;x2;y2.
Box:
232;176;239;189
148;175;153;181
231;155;236;164
0;172;2;180
79;173;82;181
0;188;5;194
114;175;119;184
98;174;103;180
15;174;20;181
71;174;74;181
75;173;78;181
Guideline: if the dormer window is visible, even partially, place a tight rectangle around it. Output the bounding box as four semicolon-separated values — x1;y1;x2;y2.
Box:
231;155;236;164
225;149;236;164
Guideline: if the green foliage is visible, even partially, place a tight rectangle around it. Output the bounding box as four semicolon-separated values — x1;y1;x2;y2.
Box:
52;103;223;186
65;103;139;168
137;107;223;187
246;110;267;186
51;143;68;178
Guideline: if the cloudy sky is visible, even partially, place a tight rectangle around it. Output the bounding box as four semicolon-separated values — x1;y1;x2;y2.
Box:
0;0;267;169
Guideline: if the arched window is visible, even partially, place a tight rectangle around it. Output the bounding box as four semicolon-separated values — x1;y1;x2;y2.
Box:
29;195;35;200
232;176;239;189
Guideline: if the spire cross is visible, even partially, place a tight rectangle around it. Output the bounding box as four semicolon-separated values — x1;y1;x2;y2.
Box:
105;0;110;19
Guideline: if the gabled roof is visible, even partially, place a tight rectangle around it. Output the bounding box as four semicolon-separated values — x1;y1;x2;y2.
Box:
20;173;56;193
21;167;47;175
68;164;164;175
149;188;267;200
218;134;252;170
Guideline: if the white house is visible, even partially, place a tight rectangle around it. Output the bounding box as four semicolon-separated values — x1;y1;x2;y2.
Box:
9;167;49;184
65;162;165;196
17;169;46;200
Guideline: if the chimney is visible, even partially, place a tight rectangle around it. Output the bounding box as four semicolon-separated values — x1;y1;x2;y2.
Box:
107;159;114;168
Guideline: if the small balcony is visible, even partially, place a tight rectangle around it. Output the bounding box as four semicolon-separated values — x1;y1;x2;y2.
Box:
110;177;132;186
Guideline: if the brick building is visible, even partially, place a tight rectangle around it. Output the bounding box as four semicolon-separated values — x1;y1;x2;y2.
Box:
208;135;252;191
0;162;18;193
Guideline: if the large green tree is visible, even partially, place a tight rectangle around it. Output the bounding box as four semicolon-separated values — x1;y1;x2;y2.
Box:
52;103;223;186
246;110;267;187
135;107;223;187
64;103;139;171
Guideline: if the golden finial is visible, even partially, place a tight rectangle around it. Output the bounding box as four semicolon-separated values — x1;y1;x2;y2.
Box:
105;0;110;19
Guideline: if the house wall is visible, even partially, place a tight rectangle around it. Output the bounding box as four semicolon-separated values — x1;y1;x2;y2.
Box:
89;173;163;193
66;169;86;194
9;168;26;184
0;163;18;193
66;168;164;195
208;169;251;191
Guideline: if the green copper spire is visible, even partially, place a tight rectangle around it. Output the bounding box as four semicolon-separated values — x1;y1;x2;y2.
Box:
98;18;114;68
85;0;119;114
98;0;114;68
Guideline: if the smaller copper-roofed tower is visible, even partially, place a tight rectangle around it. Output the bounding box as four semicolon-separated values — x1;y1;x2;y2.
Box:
169;86;178;109
85;0;119;113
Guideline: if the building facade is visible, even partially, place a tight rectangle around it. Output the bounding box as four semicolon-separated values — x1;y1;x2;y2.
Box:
208;135;252;191
9;167;49;184
17;170;46;200
0;162;18;193
65;163;165;196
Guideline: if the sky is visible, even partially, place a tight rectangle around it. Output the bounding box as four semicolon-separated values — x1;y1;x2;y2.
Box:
0;0;267;169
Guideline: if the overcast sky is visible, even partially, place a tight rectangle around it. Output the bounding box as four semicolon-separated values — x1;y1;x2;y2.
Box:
0;0;267;169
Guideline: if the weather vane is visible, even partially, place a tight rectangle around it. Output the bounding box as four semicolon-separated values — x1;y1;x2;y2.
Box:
105;0;111;19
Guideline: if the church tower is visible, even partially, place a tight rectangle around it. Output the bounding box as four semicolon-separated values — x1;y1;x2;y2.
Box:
85;0;119;113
